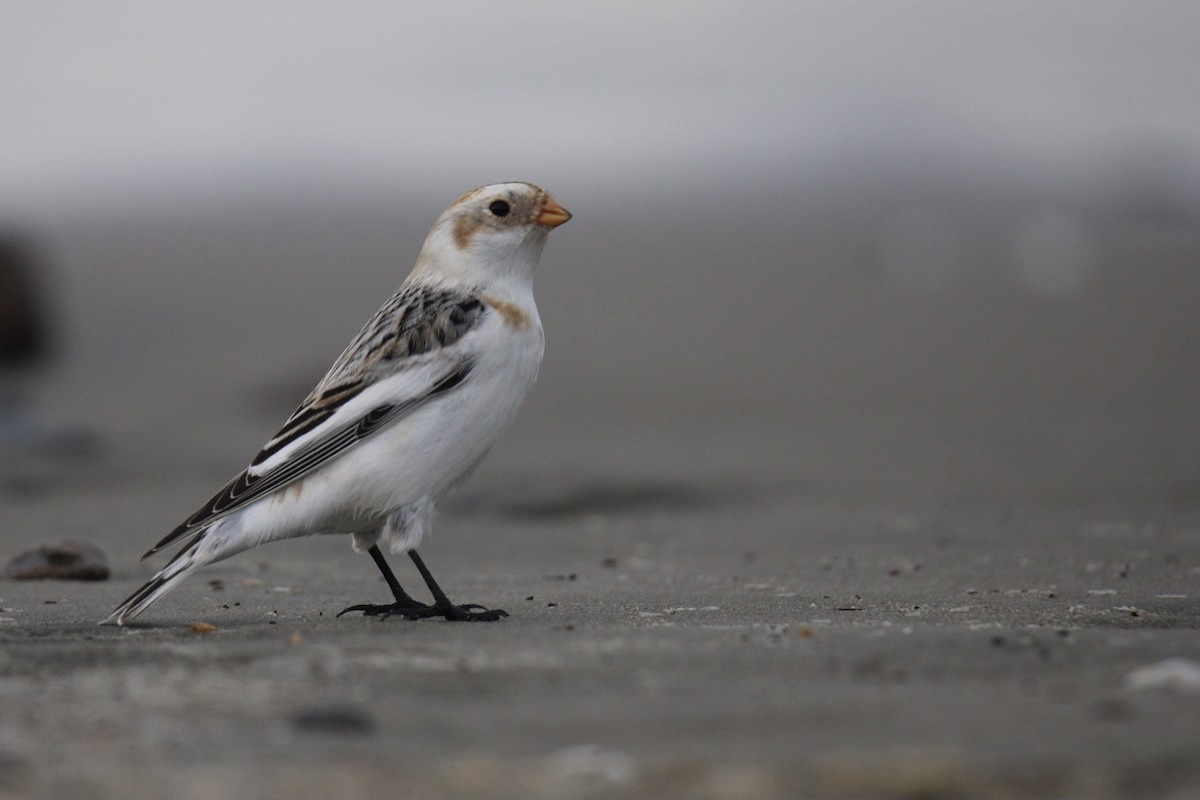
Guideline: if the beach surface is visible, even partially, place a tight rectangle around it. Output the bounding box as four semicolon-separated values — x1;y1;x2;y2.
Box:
2;191;1200;799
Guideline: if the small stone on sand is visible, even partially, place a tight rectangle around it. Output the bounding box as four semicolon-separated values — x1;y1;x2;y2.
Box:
5;538;110;581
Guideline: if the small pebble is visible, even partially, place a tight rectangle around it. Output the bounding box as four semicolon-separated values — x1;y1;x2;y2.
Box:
5;538;110;581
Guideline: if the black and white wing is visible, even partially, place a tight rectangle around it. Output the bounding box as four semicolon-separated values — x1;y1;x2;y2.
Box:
143;285;487;557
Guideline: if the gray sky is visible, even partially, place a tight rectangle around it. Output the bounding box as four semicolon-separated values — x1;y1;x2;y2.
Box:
3;2;1200;221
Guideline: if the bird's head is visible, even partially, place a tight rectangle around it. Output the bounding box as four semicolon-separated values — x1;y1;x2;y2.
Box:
413;182;570;287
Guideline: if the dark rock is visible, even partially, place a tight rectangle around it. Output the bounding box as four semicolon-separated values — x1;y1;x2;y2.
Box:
291;703;376;735
5;538;110;580
0;235;50;369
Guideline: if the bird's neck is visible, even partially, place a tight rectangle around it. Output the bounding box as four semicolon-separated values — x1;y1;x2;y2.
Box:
409;228;544;298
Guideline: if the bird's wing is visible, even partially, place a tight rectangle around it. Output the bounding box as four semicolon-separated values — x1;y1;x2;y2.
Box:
143;286;487;557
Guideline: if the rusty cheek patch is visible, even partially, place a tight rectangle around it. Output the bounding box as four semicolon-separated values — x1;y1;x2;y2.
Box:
481;294;531;329
452;217;480;249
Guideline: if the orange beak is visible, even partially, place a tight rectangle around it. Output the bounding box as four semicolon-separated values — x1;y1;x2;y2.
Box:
536;198;572;228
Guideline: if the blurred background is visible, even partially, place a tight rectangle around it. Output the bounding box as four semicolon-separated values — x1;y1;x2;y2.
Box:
3;1;1199;504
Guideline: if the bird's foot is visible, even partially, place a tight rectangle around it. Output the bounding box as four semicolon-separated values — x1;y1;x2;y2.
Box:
434;602;509;622
336;599;430;620
337;600;508;622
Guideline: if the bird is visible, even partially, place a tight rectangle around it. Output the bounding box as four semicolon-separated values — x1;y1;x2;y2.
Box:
103;182;571;625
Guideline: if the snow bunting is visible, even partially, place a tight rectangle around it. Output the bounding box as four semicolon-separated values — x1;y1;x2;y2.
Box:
104;182;570;625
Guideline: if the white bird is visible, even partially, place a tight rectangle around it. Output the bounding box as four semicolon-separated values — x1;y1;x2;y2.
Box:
103;182;571;625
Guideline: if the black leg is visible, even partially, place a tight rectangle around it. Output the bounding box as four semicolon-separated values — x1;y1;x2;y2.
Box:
337;546;508;622
336;545;431;619
369;546;426;606
408;550;508;621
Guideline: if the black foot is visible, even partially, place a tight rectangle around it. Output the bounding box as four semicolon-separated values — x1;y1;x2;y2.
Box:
337;600;508;622
343;547;508;621
336;600;429;620
436;602;509;622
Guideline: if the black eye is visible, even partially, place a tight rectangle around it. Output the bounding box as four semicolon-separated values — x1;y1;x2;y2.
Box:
488;199;511;217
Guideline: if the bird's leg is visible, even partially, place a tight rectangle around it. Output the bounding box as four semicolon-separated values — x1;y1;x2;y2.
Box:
369;545;426;606
407;550;508;621
337;547;507;622
336;545;432;619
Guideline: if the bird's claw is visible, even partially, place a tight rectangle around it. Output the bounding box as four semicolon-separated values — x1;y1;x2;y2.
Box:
337;600;508;622
336;601;427;619
440;603;508;622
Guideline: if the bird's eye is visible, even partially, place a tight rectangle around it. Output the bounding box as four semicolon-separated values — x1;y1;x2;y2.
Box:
488;199;511;217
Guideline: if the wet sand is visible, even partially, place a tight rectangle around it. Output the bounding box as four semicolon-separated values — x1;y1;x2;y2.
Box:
2;192;1200;798
3;446;1199;799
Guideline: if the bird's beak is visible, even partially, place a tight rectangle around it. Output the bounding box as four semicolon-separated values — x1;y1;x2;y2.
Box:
537;198;572;229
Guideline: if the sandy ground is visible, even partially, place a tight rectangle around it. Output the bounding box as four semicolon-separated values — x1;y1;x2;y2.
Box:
2;195;1200;799
3;417;1200;800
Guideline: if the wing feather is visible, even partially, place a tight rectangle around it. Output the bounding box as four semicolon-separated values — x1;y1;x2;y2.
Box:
144;361;472;557
143;284;489;558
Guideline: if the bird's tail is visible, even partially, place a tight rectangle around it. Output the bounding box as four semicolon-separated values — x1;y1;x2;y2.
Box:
100;534;205;626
